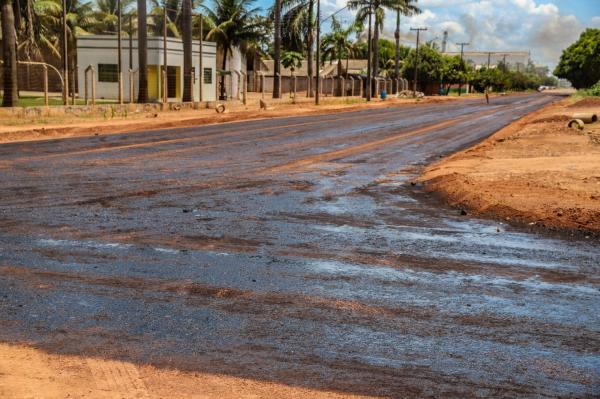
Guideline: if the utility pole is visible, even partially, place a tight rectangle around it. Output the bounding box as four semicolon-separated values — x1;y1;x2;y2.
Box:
315;0;320;105
62;0;68;105
410;27;427;97
366;0;373;101
117;0;123;104
456;42;469;96
487;51;491;69
163;4;168;103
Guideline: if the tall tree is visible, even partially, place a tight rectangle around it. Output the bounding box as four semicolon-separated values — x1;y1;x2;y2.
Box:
181;0;193;101
1;0;18;106
15;0;63;62
272;0;281;98
149;0;181;36
280;0;315;95
202;0;265;100
137;0;148;102
554;28;600;89
350;0;405;92
91;0;134;33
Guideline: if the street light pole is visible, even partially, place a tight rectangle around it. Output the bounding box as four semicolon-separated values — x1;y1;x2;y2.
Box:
456;42;469;96
410;27;426;97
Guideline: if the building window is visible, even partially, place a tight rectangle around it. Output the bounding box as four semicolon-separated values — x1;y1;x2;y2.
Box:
167;66;178;98
203;68;212;84
98;64;118;82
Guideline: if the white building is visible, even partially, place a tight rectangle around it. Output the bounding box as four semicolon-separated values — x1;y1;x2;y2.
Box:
442;51;530;71
77;35;217;102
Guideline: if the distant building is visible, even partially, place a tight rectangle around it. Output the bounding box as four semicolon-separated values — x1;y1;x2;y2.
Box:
442;51;530;71
76;35;217;102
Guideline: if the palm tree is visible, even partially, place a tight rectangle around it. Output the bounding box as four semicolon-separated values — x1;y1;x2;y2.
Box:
349;0;404;92
321;16;356;95
281;50;303;71
181;0;193;101
59;0;95;100
272;0;281;98
393;0;420;86
137;0;148;102
2;0;18;106
280;0;315;95
281;50;302;98
149;0;181;37
13;0;63;69
202;0;265;100
92;0;134;33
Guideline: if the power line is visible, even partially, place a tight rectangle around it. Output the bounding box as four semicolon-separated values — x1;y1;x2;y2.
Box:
410;27;427;97
321;5;349;22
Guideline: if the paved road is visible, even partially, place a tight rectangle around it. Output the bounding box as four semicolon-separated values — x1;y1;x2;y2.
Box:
1;94;599;397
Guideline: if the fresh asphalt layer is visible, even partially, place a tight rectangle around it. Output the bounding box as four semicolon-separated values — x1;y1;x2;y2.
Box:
0;93;598;397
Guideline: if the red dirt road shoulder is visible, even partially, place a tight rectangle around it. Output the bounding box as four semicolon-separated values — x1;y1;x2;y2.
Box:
419;97;600;236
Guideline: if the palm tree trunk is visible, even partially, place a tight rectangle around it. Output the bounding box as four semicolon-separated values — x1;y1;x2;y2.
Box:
182;0;193;102
336;54;343;96
220;49;227;99
394;8;400;92
372;18;380;96
306;0;314;97
1;0;18;107
137;0;148;103
272;0;281;98
373;19;379;78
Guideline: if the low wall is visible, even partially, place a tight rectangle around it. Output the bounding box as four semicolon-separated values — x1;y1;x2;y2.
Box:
0;101;216;119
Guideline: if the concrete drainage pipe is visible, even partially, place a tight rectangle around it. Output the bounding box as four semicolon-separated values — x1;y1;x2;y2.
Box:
567;119;585;130
572;113;598;124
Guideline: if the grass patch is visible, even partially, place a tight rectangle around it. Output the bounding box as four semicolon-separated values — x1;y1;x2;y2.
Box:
0;96;117;107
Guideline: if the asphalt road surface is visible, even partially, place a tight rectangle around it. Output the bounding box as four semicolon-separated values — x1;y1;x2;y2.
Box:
1;94;599;397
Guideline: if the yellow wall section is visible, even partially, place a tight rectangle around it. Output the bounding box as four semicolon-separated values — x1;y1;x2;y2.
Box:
148;65;159;100
175;67;181;99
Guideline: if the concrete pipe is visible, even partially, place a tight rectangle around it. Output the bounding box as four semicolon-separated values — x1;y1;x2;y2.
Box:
567;119;585;130
572;113;598;124
215;103;226;113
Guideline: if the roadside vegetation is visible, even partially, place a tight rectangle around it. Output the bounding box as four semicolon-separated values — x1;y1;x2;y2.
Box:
554;28;600;91
1;0;578;108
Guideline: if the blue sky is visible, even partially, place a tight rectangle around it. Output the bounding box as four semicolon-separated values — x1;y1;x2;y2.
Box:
253;0;600;68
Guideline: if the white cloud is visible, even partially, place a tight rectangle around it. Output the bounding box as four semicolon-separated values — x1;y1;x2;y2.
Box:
592;16;600;27
382;0;585;67
319;0;585;68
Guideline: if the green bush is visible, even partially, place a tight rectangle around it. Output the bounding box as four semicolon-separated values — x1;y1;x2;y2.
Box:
587;81;600;96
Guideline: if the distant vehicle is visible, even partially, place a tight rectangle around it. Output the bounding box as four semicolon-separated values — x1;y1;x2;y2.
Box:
538;86;548;92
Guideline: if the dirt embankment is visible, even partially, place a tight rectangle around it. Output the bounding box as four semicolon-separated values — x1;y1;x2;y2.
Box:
419;97;600;236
